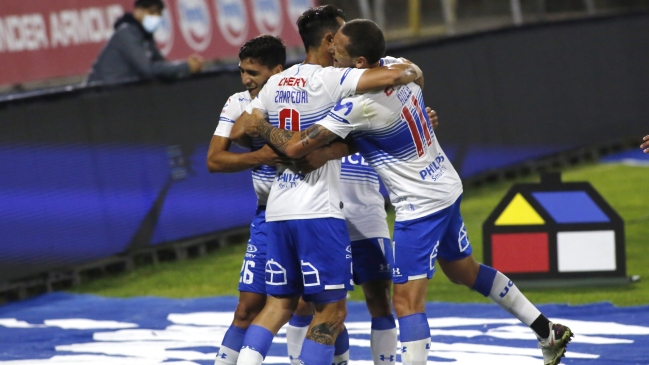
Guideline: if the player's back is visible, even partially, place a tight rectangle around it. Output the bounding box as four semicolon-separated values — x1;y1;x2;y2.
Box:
339;153;389;241
250;63;366;222
320;81;462;222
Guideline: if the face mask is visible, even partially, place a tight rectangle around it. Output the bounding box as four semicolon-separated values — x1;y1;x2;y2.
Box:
142;15;162;33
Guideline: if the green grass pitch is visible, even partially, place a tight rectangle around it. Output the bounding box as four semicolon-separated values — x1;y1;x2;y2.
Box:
71;162;649;306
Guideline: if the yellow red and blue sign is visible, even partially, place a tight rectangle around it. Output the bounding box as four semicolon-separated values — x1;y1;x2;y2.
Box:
483;173;626;283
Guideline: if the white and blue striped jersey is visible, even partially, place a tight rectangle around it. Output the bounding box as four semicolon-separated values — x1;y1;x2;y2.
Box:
214;90;276;206
317;82;463;222
340;153;391;241
245;63;366;222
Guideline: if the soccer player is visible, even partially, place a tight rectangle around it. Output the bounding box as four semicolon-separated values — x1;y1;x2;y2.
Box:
229;6;423;365
642;135;649;153
295;109;439;365
207;35;299;365
241;19;574;365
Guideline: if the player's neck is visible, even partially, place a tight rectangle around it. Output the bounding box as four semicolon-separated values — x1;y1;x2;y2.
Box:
303;49;332;68
367;61;380;69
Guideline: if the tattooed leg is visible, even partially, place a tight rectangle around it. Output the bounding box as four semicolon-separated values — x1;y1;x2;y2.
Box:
306;321;339;345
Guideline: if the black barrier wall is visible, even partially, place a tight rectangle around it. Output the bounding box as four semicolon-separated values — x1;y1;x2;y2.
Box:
1;13;647;283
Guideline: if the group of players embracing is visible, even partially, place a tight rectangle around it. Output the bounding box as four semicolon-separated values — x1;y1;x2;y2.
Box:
207;5;573;365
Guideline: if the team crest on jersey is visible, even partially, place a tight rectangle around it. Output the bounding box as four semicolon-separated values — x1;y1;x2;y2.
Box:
177;0;212;51
154;3;174;56
251;0;283;35
214;0;248;46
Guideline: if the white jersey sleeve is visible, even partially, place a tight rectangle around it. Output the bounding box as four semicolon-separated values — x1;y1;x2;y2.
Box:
380;56;403;66
319;67;366;99
214;92;251;137
316;96;369;139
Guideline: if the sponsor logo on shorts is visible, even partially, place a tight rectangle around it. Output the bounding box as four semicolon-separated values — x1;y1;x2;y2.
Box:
154;3;174;56
214;0;248;46
177;0;212;51
301;260;320;286
251;0;282;35
265;259;287;285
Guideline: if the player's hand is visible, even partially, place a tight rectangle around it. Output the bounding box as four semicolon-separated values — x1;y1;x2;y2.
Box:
243;109;266;138
641;135;649;153
427;107;439;130
256;144;291;166
293;149;330;174
187;54;204;73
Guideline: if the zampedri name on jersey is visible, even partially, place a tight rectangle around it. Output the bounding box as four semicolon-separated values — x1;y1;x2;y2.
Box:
275;90;309;104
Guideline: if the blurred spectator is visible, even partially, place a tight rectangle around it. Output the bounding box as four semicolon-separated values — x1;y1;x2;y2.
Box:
87;0;204;84
642;135;649;153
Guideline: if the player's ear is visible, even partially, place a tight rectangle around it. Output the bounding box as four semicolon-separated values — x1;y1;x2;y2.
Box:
324;32;335;48
272;64;283;74
355;56;368;69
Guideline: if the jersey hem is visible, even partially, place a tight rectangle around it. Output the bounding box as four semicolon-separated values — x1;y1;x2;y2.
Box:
394;186;463;222
265;212;346;222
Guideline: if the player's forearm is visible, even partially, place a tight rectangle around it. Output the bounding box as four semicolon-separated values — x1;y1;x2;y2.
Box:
356;63;423;93
255;120;298;156
207;149;264;172
325;138;357;159
392;63;422;86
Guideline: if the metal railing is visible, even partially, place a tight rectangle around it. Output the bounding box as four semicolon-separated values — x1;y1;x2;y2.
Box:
322;0;649;40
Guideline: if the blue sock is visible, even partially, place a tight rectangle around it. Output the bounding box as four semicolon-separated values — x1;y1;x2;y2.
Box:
221;324;247;351
299;338;335;365
371;315;396;330
334;327;349;356
289;314;313;327
398;313;430;342
471;264;497;297
240;324;274;358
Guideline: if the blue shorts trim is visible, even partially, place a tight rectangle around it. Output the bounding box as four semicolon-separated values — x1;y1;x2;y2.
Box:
237;206;267;294
351;237;392;285
392;196;472;284
265;218;353;297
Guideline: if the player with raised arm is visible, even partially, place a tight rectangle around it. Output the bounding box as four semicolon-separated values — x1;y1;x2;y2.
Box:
229;6;423;365
242;19;574;365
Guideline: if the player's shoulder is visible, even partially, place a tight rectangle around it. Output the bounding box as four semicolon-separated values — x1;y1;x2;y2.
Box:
316;66;358;79
225;90;252;105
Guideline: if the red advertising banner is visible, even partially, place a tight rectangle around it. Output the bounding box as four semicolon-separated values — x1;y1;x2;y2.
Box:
0;0;314;86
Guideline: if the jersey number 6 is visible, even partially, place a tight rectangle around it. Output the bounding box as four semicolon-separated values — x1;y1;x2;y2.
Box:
279;108;301;131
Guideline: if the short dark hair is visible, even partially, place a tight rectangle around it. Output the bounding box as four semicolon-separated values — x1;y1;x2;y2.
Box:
341;19;385;64
238;35;286;69
297;5;346;52
134;0;165;10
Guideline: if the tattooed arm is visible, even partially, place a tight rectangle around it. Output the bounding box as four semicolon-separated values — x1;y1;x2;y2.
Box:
243;109;340;159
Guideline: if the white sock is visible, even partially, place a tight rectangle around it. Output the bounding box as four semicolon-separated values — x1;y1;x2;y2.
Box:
372;328;398;364
332;350;349;365
214;345;239;365
488;270;541;326
286;318;310;365
400;338;430;365
236;347;264;365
